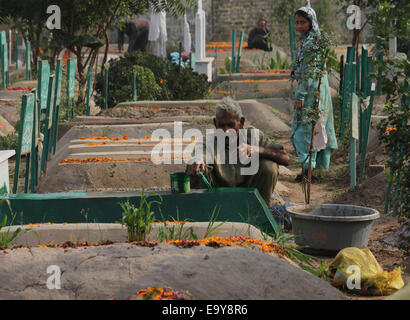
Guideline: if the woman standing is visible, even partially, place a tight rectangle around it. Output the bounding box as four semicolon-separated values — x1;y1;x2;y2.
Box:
290;5;338;181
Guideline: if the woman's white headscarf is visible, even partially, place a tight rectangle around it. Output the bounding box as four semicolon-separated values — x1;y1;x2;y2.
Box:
291;4;320;80
296;5;320;33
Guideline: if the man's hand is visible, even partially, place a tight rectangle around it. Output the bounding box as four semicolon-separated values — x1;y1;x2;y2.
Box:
187;159;205;176
238;144;260;158
294;99;304;110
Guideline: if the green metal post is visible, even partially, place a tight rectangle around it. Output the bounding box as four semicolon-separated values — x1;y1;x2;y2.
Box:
189;52;195;70
235;31;244;73
41;75;55;172
289;18;296;62
85;65;92;116
339;55;344;95
25;41;31;80
1;43;6;89
340;63;350;139
132;71;138;101
349;62;357;190
52;106;60;155
104;65;108;110
376;51;383;96
13;95;28;194
15;31;18;70
51;60;62;155
24;153;30;194
231;30;237;74
358;83;376;184
361;46;368;98
30;96;38;193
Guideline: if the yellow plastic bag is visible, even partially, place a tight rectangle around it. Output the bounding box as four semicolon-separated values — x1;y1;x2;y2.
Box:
328;247;405;296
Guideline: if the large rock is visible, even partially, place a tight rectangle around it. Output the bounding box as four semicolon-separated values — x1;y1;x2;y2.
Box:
0;244;345;300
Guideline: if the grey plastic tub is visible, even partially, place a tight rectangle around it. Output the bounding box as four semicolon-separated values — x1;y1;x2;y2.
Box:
286;204;380;254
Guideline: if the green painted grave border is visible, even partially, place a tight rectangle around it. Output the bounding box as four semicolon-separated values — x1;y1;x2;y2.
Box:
0;188;279;235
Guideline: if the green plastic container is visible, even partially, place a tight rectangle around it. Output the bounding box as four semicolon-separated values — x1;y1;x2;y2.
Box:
170;172;190;194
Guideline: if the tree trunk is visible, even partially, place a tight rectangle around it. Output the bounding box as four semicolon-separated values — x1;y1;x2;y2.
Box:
100;31;110;77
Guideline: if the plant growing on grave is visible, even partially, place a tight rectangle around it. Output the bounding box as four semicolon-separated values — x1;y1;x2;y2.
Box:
166;64;211;101
119;189;162;242
268;228;330;280
0;200;40;248
218;57;232;75
0;133;18;151
94;62;161;108
94;51;210;108
297;31;335;204
156;208;198;242
376;57;409;220
269;51;292;70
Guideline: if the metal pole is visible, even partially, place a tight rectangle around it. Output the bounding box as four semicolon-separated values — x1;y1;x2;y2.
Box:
104;65;108;110
349;62;357;190
231;30;237;74
85;65;92;116
236;31;244;73
289;18;296;62
15;31;18;69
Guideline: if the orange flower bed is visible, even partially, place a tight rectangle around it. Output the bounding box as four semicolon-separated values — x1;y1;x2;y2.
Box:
238;78;289;82
60;156;190;164
131;287;182;300
80;135;148;141
213;90;232;94
116;105;213;111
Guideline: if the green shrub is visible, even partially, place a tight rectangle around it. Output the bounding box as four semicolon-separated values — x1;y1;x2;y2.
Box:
94;51;210;108
0;134;18;151
166;64;211;100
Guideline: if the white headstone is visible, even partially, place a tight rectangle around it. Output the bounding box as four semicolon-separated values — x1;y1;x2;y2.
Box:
195;0;206;60
389;35;397;59
183;14;191;52
148;8;168;58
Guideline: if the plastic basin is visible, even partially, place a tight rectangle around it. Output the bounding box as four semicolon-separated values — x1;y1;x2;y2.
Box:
286;204;380;254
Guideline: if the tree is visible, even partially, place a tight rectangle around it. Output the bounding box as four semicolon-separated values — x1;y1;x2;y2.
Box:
0;0;196;105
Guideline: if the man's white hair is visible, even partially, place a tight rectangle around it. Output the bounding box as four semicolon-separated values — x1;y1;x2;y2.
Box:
215;97;243;119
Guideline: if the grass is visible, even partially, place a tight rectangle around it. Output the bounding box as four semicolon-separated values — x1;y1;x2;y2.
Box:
156;208;198;242
119;188;162;242
267;228;330;281
204;205;227;239
0;199;40;248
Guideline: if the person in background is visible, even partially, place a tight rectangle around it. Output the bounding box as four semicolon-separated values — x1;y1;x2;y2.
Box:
290;5;338;182
247;19;272;52
118;18;150;53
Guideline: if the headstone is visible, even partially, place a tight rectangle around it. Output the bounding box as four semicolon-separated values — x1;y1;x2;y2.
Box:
0;150;15;193
352;93;359;140
389;35;397;59
195;0;206;60
148;8;167;58
183;14;191;52
67;58;75;99
21;94;35;155
194;0;214;81
38;60;50;110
